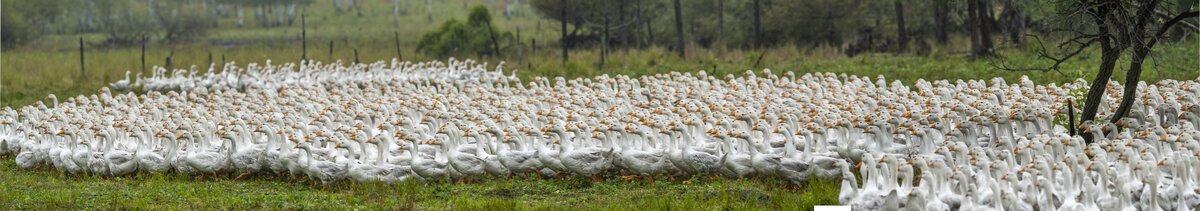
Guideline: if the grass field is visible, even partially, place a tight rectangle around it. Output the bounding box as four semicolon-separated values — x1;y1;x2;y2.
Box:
1;0;1197;209
0;158;838;210
3;0;1197;108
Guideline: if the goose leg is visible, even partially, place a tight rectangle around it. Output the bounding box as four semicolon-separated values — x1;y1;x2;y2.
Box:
235;172;252;180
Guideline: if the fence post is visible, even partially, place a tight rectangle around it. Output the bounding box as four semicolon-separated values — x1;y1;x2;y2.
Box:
530;38;536;70
141;36;147;76
79;37;85;78
301;13;307;61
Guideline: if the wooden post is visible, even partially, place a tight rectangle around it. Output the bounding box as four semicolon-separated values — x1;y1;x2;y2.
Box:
329;40;335;61
208;52;213;71
79;37;85;78
140;36;146;76
222;55;226;69
530;38;536;70
301;14;307;61
394;31;403;61
354;48;360;64
1067;99;1076;136
516;26;521;63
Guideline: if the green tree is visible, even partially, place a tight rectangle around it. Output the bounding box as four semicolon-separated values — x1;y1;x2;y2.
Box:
1;8;33;50
0;0;67;49
417;5;514;58
762;0;872;45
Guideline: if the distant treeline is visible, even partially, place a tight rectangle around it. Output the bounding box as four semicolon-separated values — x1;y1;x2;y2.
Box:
529;0;1196;57
2;0;1196;57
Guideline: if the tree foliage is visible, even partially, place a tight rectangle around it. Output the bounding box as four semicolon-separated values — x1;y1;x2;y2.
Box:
1;7;34;50
1;0;67;50
417;5;514;58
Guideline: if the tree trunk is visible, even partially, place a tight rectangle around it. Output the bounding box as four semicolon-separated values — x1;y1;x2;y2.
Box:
237;4;244;26
427;0;434;23
968;0;992;58
895;0;907;51
600;9;609;69
287;3;297;26
487;22;501;56
633;3;643;48
257;5;267;27
506;0;513;20
334;0;343;12
1078;2;1119;143
934;0;948;44
753;0;761;48
1110;44;1151;124
355;0;363;17
979;0;993;48
717;0;724;43
673;0;684;57
145;0;155;28
561;0;568;62
86;1;96;31
601;13;609;69
277;4;286;26
1000;0;1025;44
1079;46;1119;142
618;0;627;49
647;10;655;47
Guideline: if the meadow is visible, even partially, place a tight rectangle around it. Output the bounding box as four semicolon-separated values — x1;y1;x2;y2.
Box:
0;158;839;210
1;0;1197;210
3;0;1196;108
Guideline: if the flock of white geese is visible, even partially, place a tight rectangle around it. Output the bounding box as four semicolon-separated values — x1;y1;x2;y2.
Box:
3;58;1200;210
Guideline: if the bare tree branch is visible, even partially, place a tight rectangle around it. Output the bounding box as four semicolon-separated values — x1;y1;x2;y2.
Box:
1156;11;1199;37
990;34;1096;78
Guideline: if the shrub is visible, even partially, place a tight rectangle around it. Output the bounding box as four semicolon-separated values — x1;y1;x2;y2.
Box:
1;8;34;50
157;10;214;43
417;5;513;58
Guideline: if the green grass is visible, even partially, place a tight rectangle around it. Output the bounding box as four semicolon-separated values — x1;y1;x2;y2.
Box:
0;1;1196;207
5;40;1197;108
0;158;836;210
4;0;1196;108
